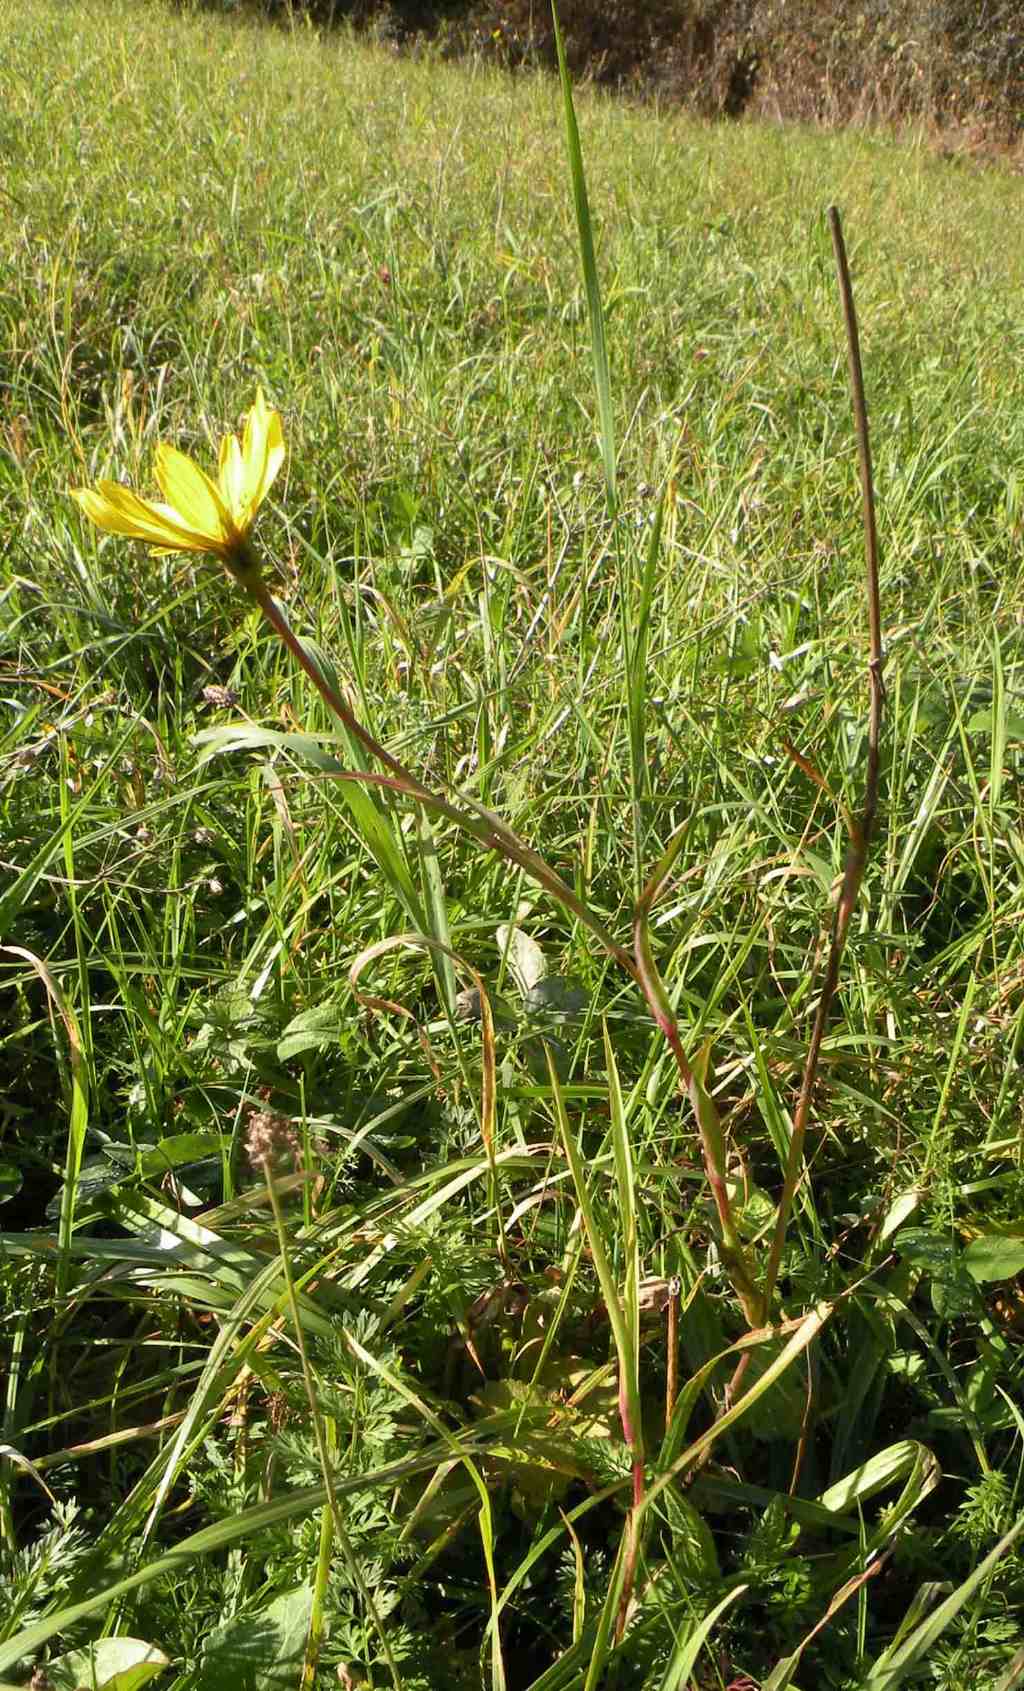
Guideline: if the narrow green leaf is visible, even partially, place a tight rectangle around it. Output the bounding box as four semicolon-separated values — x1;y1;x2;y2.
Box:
603;1020;641;1463
551;0;616;515
195;723;426;927
863;1515;1024;1690
647;1304;833;1515
545;1048;633;1414
417;807;457;1016
658;1584;748;1690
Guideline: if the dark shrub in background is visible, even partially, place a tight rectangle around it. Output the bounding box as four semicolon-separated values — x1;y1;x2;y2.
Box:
180;0;1024;136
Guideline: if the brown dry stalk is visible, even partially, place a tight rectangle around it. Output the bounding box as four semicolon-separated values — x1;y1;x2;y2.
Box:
761;206;886;1307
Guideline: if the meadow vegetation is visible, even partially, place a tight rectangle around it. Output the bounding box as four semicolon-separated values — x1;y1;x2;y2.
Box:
204;0;1024;142
2;1;1024;1686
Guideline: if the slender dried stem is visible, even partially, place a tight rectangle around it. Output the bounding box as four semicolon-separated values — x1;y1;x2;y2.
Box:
665;1278;680;1434
248;576;426;789
761;207;886;1308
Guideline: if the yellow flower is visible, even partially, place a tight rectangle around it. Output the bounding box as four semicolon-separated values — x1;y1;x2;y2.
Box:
71;389;284;581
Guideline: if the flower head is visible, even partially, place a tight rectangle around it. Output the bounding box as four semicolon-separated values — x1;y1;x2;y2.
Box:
246;1107;301;1174
71;389;284;582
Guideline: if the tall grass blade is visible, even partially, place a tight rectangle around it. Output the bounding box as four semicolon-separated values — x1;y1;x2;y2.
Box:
551;0;616;517
603;1019;641;1479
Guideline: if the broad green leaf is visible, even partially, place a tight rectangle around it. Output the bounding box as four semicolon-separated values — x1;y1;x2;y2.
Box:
46;1638;169;1691
966;707;1024;740
196;1585;313;1691
964;1234;1024;1283
277;1002;346;1061
496;922;548;996
137;1133;227;1175
819;1439;940;1521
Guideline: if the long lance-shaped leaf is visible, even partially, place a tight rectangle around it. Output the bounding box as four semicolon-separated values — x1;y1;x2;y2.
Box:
603;1021;642;1479
330;768;637;977
545;1051;637;1452
627;489;665;793
198;719;635;977
763;1554;892;1691
553;0;663;899
761;206;886;1309
622;486;666;897
252;589;431;931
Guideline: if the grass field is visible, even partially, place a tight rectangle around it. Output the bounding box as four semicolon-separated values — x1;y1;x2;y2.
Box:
3;2;1024;1686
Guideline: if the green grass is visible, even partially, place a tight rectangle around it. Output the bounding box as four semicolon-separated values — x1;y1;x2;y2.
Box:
3;1;1024;1686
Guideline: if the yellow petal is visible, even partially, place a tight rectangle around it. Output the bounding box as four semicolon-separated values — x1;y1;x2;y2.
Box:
237;389;284;525
154;444;234;544
71;483;210;551
148;501;226;550
218;432;246;520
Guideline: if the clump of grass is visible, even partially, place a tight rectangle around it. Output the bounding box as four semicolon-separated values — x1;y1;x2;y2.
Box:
3;2;1024;1687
